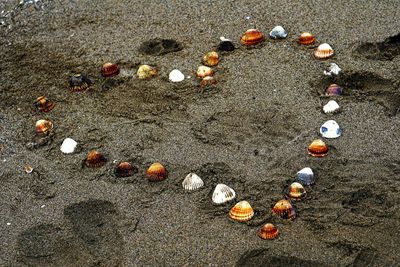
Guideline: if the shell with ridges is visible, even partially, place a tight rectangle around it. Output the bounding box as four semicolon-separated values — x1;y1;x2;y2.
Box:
240;29;265;46
314;43;334;59
182;173;204;191
146;162;168;181
298;32;316;45
202;51;219;67
323;100;340;114
272;199;296;220
229;200;254;222
85;150;107;168
212;184;236;204
284;182;307;200
257;223;279;240
34;96;55;112
69;74;92;92
307;139;329;157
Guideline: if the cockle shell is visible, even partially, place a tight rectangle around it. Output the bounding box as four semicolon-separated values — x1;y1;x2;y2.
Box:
314;43;334;59
34;96;55;112
320;120;342;139
325;84;343;96
182;173;204;191
218;37;235;52
101;62;120;78
202;51;219;67
296;167;315;186
272;199;296;220
196;66;214;78
240;29;265;46
200;76;217;87
60;138;77;154
35;119;53;135
69;74;92;92
229;200;254;222
257;223;279;240
212;184;236;204
146;162;168;182
169;69;185;82
269;26;287;39
307;139;329;157
284;182;307;201
323;100;340;114
137;65;157;79
115;161;136;177
85;150;107;168
298;32;316;45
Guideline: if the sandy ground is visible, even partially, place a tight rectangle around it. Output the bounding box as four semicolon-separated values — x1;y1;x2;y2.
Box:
0;0;400;266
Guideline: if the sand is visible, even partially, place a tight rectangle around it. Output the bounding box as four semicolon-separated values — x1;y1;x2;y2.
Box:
0;0;400;266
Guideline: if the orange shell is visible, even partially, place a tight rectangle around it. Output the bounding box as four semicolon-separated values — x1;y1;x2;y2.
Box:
240;29;265;46
307;139;329;157
272;199;296;220
35;119;53;135
85;150;107;168
196;66;214;78
284;182;307;201
257;223;279;240
115;161;136;177
101;62;120;78
200;76;217;87
298;32;316;45
146;162;168;181
202;51;219;67
229;201;254;222
314;43;334;59
34;96;55;112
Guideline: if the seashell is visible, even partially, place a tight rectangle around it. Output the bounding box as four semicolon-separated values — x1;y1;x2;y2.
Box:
314;43;334;59
24;165;34;174
60;138;77;154
323;100;340;114
320;120;342;139
323;63;341;76
69;74;92;92
202;51;219;67
229;200;254;222
182;173;204;191
272;199;296;220
240;29;265;46
35;119;53;135
269;26;287;39
284;182;307;201
137;65;157;79
200;76;217;87
218;37;235;52
298;32;316;45
325;84;343;96
101;62;120;78
196;66;214;78
169;69;185;82
115;161;136;177
34;96;55;112
212;184;236;204
146;162;168;182
85;150;107;168
296;167;315;186
257;223;279;240
307;139;329;157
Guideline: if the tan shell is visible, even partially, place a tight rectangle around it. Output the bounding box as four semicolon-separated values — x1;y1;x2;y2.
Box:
314;43;334;59
196;66;214;78
202;51;219;67
229;200;254;222
35;119;53;135
146;162;168;182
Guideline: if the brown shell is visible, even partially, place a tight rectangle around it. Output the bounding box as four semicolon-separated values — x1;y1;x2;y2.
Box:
35;119;53;135
325;84;343;96
196;66;214;79
146;162;168;181
314;43;334;59
115;161;136;177
202;51;219;67
229;201;254;222
101;62;120;78
307;139;329;157
240;29;265;46
257;223;279;240
85;150;107;168
69;74;92;92
272;199;296;220
200;76;217;87
298;32;316;45
284;182;307;201
34;96;55;112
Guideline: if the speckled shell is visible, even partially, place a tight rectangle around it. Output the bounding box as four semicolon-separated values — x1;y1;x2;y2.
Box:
35;119;53;135
115;161;136;177
69;74;92;92
85;150;107;168
325;84;343;96
137;65;157;79
212;184;236;204
284;182;307;201
296;167;315;186
257;223;279;240
200;76;217;87
298;32;316;45
229;201;254;222
240;29;265;46
34;96;55;112
272;199;296;220
314;43;334;59
307;139;329;157
101;62;120;78
196;66;214;78
269;26;287;39
202;51;219;67
146;162;168;182
182;173;204;191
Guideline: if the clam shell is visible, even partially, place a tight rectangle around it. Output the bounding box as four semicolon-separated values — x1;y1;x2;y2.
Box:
218;37;235;52
137;65;157;79
169;69;185;82
182;173;204;191
202;51;219;67
229;200;254;222
212;184;236;204
296;167;315;186
115;161;136;177
257;223;279;240
60;138;77;154
240;29;265;46
85;150;107;168
35;119;53;135
320;120;342;139
323;100;340;114
272;199;296;220
325;84;343;96
269;26;287;39
101;62;120;78
34;96;55;112
314;43;334;59
200;76;217;87
196;66;214;78
307;139;329;157
69;74;92;92
284;182;307;201
298;32;316;45
146;162;168;182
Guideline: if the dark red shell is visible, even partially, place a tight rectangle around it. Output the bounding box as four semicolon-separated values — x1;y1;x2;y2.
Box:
298;32;316;45
85;150;107;168
34;96;55;112
240;29;265;46
146;162;168;181
257;223;279;240
69;74;92;92
115;161;136;177
101;63;120;78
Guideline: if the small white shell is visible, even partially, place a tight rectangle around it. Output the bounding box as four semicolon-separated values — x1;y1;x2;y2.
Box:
212;184;236;204
320;120;342;139
269;26;287;39
60;138;77;154
324;63;341;76
323;100;340;114
169;69;185;82
182;173;204;191
296;167;315;186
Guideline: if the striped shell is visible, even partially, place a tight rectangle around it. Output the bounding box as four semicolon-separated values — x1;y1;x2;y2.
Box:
35;119;53;135
229;200;254;222
314;43;334;59
212;184;236;204
182;173;204;191
34;96;55;112
272;199;296;220
257;223;279;240
284;182;307;201
240;29;265;46
85;150;107;168
298;32;316;45
307;139;329;157
146;162;168;182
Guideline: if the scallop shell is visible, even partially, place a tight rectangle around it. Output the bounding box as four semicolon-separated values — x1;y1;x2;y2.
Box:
35;119;53;135
146;162;168;182
218;37;235;52
229;200;254;222
200;76;217;87
60;138;77;154
212;184;236;204
115;161;136;177
269;26;287;39
284;182;307;201
323;100;340;114
182;173;204;191
320;120;342;139
137;65;157;79
85;150;107;168
298;32;316;45
272;199;296;220
296;167;315;186
307;139;329;157
325;84;343;96
69;74;92;92
196;66;214;78
101;62;120;78
34;96;55;112
240;29;265;46
257;223;279;240
202;51;219;67
314;43;334;59
169;69;185;82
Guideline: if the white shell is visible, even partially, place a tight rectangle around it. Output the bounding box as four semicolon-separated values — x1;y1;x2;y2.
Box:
324;63;341;76
212;184;236;204
269;26;287;39
60;138;77;154
323;100;340;114
169;69;185;82
318;43;333;51
296;167;315;186
320;120;342;139
182;173;204;191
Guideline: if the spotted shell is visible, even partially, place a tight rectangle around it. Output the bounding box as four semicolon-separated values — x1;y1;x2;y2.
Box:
69;74;92;92
196;66;214;78
101;62;120;78
146;162;168;182
202;51;219;67
272;199;296;220
229;200;254;222
182;173;204;191
257;223;279;240
284;182;307;201
240;29;265;46
320;120;342;139
325;84;343;96
298;32;316;45
85;150;107;168
34;96;55;112
314;43;334;59
35;119;53;135
296;167;315;186
200;76;217;87
137;65;157;79
115;161;136;177
307;139;329;157
212;184;236;204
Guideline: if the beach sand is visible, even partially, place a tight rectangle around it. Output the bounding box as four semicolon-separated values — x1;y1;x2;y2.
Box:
0;0;399;266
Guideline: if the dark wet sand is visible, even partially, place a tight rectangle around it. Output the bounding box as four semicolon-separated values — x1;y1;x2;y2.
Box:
1;0;400;266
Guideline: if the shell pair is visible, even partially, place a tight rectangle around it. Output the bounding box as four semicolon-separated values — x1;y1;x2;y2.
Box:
229;200;254;222
34;96;55;112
